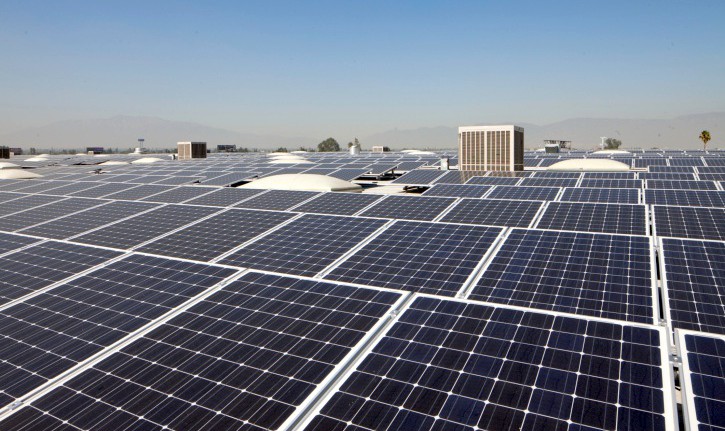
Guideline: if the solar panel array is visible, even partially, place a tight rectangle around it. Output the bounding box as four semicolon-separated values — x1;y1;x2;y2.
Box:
678;331;725;431
1;148;724;430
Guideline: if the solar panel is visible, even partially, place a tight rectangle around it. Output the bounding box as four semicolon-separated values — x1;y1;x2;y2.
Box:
422;184;491;198
519;177;579;187
72;204;221;249
469;229;655;323
139;186;216;203
182;187;265;207
38;181;107;196
291;193;383;215
486;185;560;201
0;241;122;306
653;205;725;241
433;171;489;185
137;209;296;261
0;272;403;431
326;221;502;296
532;171;581;178
366;164;397;175
579;179;643;189
644;189;725;208
646;180;718;190
304;296;673;431
0;191;25;203
201;172;258;186
359;195;456;221
102;184;176;200
439;198;543;227
669;158;704;166
19;200;159;239
219;214;388;276
486;171;534;177
328;168;369;181
0;232;41;255
661;238;725;334
152;176;205;185
678;331;725;431
391;169;447;185
0;180;55;192
97;173;146;183
0;254;237;409
119;174;170;184
560;187;640;204
649;165;696;172
234;190;319;211
638;172;696;180
465;176;522;186
5;180;73;194
0;194;63;218
0;197;104;232
698;173;725;181
582;172;637;179
536;202;648;235
67;182;131;198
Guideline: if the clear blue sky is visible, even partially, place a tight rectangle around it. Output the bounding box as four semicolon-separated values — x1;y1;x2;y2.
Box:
1;0;723;138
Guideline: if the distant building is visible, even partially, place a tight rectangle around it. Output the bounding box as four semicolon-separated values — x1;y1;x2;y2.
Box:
217;145;236;152
178;142;207;160
86;147;104;154
0;147;9;159
458;125;524;171
9;147;22;156
371;146;390;153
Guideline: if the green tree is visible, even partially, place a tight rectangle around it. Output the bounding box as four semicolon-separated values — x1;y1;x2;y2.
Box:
317;138;340;152
699;130;711;151
604;138;622;149
275;147;288;153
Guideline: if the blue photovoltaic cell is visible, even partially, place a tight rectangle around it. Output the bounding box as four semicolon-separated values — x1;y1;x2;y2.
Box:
234;190;320;211
537;202;648;236
653;205;725;241
0;241;122;306
326;221;502;296
532;171;581;178
292;193;384;215
486;186;560;201
0;254;237;409
644;189;725;208
139;186;216;203
440;198;543;227
638;173;696;180
661;238;725;334
465;176;521;186
0;194;63;217
582;172;637;179
469;229;655;323
422;184;491;198
305;296;670;431
680;332;725;431
0;197;104;232
392;169;447;185
579;179;643;189
72;204;221;249
0;272;402;431
646;180;718;190
433;171;490;184
137;208;296;261
560;188;640;204
102;184;176;200
519;177;578;188
360;195;456;221
328;168;369;181
183;187;265;207
0;232;40;255
219;214;388;276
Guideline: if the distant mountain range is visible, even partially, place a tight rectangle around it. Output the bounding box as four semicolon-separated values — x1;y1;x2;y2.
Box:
1;112;722;150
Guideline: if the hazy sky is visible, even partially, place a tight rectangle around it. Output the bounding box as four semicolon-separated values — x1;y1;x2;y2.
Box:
1;0;724;138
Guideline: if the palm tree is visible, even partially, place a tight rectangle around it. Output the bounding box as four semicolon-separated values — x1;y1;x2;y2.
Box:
699;130;711;152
